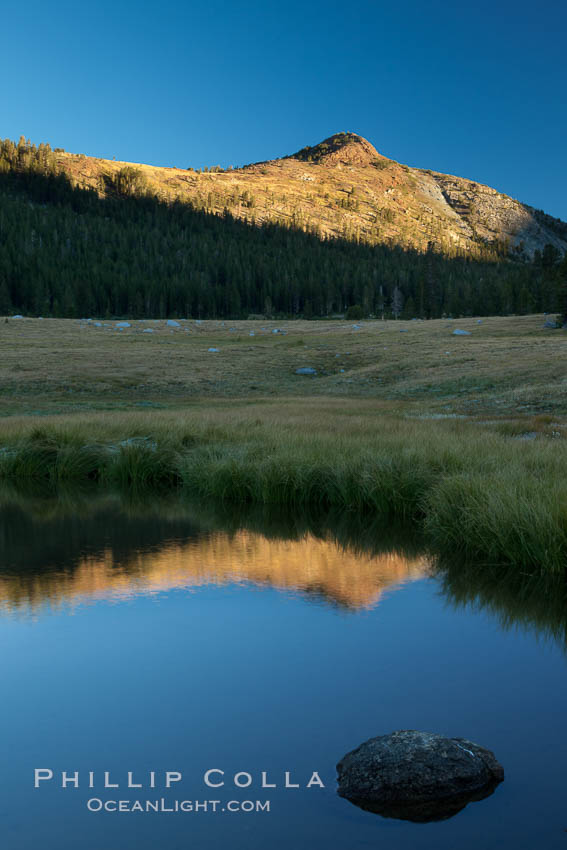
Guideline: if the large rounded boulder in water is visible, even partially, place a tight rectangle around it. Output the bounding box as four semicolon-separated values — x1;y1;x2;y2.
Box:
337;730;504;822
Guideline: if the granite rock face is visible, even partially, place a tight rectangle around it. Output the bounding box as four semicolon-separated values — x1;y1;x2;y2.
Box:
337;730;504;822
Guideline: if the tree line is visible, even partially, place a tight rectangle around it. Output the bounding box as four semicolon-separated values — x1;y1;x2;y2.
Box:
0;136;565;320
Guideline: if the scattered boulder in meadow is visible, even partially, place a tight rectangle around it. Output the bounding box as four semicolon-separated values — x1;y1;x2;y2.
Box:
295;367;317;375
115;321;131;329
337;730;504;823
119;436;157;451
166;319;180;327
452;329;471;336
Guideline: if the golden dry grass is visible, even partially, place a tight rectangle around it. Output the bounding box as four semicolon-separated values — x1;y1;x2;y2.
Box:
0;314;566;432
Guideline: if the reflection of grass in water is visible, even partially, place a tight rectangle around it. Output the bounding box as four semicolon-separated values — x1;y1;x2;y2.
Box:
0;413;566;572
435;556;567;650
0;478;186;523
189;497;426;561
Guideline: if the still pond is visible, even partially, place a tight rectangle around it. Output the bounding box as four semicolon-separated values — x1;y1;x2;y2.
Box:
0;492;565;849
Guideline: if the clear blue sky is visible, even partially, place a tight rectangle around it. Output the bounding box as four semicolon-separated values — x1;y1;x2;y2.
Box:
2;0;566;219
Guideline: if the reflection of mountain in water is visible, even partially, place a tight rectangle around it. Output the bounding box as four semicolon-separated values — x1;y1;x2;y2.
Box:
2;488;566;650
436;557;567;651
0;491;428;615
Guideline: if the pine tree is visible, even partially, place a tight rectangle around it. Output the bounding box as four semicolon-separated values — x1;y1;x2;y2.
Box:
0;279;12;314
391;285;403;319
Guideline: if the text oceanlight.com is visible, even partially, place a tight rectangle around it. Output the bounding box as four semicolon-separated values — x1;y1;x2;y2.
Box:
86;798;271;813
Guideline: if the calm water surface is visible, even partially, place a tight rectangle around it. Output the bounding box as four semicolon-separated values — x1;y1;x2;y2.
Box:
0;494;566;849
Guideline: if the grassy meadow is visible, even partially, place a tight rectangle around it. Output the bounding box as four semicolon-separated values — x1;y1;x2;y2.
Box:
1;314;566;572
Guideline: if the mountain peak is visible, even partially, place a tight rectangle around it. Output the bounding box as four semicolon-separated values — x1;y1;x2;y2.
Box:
288;132;384;166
